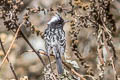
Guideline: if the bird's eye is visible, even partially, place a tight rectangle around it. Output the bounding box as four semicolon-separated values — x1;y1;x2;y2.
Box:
58;22;61;24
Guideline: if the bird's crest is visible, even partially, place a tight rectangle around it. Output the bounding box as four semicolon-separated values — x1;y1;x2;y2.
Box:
48;14;62;24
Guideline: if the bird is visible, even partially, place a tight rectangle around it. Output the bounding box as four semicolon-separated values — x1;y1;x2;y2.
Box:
44;14;67;74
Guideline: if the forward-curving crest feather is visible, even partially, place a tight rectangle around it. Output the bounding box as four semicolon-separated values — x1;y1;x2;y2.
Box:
48;14;61;24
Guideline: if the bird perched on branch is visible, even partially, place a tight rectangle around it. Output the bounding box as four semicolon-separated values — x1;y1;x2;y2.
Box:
44;14;67;74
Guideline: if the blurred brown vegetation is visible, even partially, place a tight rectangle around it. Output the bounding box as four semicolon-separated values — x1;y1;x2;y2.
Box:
0;0;120;80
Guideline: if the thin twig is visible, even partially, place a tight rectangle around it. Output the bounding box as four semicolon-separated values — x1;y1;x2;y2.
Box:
23;49;54;72
71;69;86;80
97;42;105;65
0;22;24;69
28;50;86;80
102;30;117;80
102;23;117;59
110;57;117;80
102;29;111;58
20;30;47;69
62;61;86;80
0;39;18;80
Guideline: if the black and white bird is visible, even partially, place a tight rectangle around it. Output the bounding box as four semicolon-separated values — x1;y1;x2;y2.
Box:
44;14;66;74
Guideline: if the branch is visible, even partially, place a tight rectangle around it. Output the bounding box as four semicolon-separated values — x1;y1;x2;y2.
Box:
97;42;105;65
0;39;18;80
0;22;23;69
62;61;86;80
24;50;86;80
20;30;47;69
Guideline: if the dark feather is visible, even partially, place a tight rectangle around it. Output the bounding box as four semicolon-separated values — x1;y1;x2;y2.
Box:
44;14;66;74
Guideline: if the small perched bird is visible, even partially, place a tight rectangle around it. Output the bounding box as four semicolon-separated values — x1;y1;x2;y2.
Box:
44;14;66;74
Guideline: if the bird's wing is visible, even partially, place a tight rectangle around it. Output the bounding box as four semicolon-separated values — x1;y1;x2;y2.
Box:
44;28;52;55
57;30;66;55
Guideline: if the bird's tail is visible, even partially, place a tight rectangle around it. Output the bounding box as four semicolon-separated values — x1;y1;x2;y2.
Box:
56;55;63;74
53;47;64;74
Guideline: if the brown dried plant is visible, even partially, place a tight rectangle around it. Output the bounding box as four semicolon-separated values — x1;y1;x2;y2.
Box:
0;0;119;80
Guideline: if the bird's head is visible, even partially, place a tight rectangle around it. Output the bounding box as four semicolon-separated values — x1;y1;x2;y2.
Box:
47;14;67;28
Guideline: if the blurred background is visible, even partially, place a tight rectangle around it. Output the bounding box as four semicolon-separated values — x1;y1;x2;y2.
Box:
0;0;120;80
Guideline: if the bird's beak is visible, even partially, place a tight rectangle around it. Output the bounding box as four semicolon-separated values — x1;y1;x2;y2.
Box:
64;20;70;24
